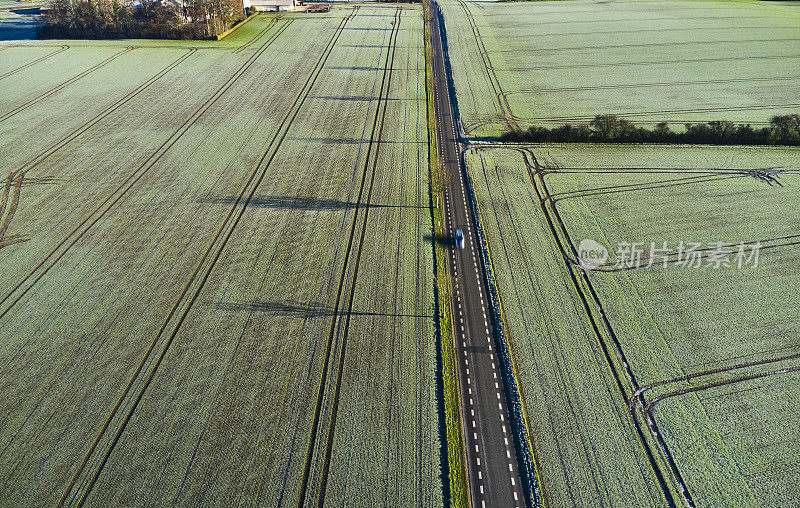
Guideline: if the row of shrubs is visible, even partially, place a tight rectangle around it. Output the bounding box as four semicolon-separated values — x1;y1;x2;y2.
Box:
37;0;245;40
500;114;800;146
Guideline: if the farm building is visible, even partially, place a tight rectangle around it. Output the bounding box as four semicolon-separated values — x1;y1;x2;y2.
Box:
244;0;296;11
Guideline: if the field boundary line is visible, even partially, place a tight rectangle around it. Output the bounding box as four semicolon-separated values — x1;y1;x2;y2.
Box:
0;45;68;80
0;24;290;328
216;11;260;41
0;47;135;123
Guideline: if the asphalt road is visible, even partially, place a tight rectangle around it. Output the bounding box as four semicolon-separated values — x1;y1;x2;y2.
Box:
429;3;525;506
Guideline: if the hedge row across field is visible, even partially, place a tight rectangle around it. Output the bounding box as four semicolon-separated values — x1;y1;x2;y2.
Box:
501;114;800;146
37;0;246;39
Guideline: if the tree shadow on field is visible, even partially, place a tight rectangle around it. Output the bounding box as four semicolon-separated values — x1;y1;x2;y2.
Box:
310;95;402;102
200;194;426;211
201;195;357;210
325;67;381;72
424;233;453;248
341;27;392;31
211;300;432;319
283;137;425;146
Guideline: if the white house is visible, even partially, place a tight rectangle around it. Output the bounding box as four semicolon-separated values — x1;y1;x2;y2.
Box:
243;0;296;11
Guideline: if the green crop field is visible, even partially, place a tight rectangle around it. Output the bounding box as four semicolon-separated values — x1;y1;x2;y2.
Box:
0;5;444;506
439;0;800;137
467;144;800;506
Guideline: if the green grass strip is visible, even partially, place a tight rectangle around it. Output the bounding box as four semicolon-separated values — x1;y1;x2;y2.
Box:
215;11;260;41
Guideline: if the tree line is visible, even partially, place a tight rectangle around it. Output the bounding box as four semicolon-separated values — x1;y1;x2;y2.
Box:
37;0;249;39
500;114;800;146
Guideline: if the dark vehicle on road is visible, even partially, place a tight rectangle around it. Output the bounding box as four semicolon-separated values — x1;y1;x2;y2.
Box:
455;228;464;249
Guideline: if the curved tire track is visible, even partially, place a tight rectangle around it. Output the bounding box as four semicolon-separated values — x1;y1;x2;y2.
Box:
521;148;688;507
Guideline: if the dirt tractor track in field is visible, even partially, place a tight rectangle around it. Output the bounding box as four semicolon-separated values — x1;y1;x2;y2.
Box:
0;45;69;81
521;147;690;507
454;0;519;133
0;171;24;249
0;17;298;184
512;74;800;95
635;354;800;414
0;21;291;325
0;171;59;250
630;350;800;413
530;163;800;273
296;7;401;507
0;15;297;505
234;16;281;54
4;48;196;175
0;47;136;123
0;16;284;126
51;9;356;506
515;145;800;507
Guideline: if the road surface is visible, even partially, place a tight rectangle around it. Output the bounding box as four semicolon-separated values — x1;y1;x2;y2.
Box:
429;3;526;506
